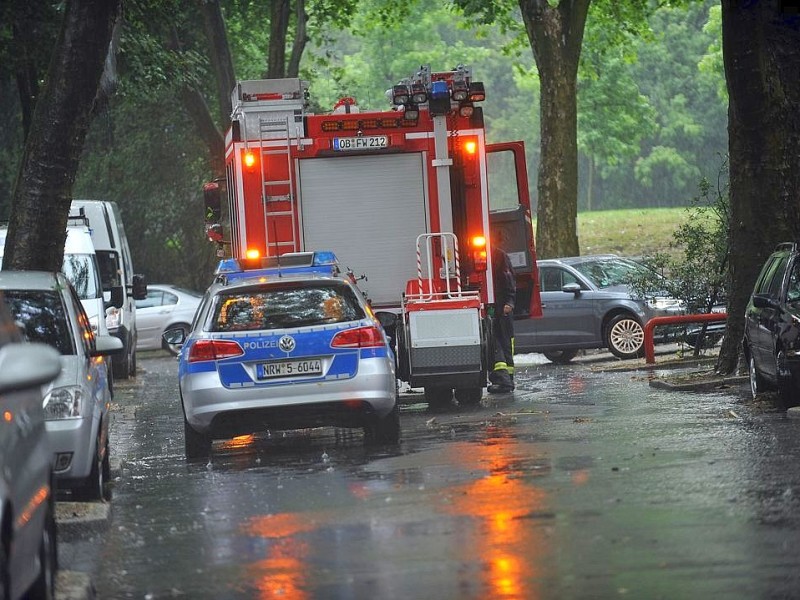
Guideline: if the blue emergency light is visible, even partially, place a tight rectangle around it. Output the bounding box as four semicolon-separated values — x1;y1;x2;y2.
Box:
215;251;341;284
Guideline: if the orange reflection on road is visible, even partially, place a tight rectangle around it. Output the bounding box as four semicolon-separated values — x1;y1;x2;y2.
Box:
217;434;256;451
441;432;548;599
243;513;321;600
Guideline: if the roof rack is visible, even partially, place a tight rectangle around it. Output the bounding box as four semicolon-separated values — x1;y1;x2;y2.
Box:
67;207;90;228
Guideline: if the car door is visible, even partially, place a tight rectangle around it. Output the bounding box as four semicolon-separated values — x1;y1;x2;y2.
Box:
748;254;788;380
136;288;174;350
533;266;599;348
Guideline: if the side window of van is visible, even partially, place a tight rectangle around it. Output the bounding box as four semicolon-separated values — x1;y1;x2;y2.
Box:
96;251;122;290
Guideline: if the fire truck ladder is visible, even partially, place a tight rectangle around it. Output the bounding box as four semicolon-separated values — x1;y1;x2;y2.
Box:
258;116;297;253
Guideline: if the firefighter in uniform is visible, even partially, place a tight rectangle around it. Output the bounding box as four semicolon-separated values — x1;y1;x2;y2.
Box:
488;246;516;394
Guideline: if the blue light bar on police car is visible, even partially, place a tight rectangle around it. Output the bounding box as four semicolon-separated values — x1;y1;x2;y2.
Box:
214;251;341;283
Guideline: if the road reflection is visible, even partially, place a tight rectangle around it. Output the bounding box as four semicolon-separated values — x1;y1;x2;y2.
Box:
440;427;549;599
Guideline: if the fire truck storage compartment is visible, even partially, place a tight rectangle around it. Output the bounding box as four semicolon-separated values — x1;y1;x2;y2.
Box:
406;308;483;385
298;153;428;307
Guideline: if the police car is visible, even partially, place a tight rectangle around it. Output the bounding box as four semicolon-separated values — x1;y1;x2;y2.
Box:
164;252;400;459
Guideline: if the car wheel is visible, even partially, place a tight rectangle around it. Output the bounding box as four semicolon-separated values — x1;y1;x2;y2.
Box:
776;349;800;409
184;417;212;461
28;494;57;600
1;530;10;600
113;334;131;380
81;436;108;502
748;351;766;399
605;313;645;360
543;349;579;364
129;344;137;377
454;387;483;406
163;323;190;357
424;386;453;409
364;403;400;445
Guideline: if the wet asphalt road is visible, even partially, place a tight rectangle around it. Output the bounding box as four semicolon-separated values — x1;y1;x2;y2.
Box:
58;351;800;599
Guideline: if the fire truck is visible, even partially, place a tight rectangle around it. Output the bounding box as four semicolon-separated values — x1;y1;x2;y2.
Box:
203;65;541;406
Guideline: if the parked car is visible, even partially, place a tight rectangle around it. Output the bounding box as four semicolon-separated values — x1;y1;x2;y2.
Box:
165;252;399;460
744;242;800;408
0;271;122;501
0;293;62;600
515;254;685;362
135;284;202;355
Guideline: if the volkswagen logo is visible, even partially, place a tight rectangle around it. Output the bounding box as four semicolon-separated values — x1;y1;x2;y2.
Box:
278;335;296;353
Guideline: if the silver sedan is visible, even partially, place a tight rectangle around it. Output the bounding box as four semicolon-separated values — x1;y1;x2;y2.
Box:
136;284;202;355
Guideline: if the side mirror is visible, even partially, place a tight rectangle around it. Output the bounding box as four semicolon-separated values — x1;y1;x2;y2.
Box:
0;343;61;393
163;327;186;347
752;293;778;310
204;181;222;224
374;311;398;349
92;334;124;357
109;285;124;308
132;274;147;300
562;282;582;295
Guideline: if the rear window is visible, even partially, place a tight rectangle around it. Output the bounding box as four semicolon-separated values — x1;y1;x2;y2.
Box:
210;281;365;332
3;290;75;355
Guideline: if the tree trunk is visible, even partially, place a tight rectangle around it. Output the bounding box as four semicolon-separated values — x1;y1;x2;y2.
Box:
716;1;800;374
3;0;121;272
11;19;39;140
519;0;588;259
286;0;308;79
180;86;226;178
201;0;236;124
265;0;291;79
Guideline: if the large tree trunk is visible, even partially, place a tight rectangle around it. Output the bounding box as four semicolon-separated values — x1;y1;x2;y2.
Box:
202;0;236;123
3;0;120;272
716;1;800;374
286;0;308;78
520;0;588;259
265;0;291;79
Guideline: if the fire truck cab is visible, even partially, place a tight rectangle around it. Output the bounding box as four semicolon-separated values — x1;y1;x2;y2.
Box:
205;65;541;407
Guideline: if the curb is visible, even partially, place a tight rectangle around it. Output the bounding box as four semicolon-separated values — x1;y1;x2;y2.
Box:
56;502;110;540
649;375;749;392
56;571;96;600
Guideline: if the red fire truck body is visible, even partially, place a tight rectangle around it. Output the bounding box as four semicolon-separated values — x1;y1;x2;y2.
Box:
212;66;541;404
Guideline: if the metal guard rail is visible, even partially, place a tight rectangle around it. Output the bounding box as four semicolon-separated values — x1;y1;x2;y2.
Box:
644;313;727;364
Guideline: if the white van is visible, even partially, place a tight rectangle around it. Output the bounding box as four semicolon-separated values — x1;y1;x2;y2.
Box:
0;223;109;340
70;200;147;380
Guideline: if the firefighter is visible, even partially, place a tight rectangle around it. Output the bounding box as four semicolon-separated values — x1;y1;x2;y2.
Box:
488;246;516;394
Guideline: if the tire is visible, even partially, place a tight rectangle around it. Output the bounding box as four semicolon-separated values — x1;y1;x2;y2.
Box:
543;349;579;364
28;494;57;600
162;323;190;357
454;387;483;406
1;527;10;600
748;352;766;399
81;436;108;502
113;334;131;380
364;403;400;445
129;343;137;377
776;349;800;409
605;313;645;360
424;386;453;409
184;417;212;461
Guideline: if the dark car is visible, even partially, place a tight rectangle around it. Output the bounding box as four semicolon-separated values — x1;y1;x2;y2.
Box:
515;255;684;362
744;242;800;408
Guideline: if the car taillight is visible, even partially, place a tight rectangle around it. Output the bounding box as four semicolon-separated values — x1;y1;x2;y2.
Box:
188;339;244;362
330;325;385;348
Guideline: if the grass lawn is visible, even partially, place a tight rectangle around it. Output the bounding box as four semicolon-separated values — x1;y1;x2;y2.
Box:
532;206;702;259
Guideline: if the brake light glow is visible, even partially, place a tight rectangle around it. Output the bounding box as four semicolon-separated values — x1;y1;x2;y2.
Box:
245;248;261;260
464;140;477;155
188;340;244;363
330;325;385;348
244;151;256;168
471;235;486;248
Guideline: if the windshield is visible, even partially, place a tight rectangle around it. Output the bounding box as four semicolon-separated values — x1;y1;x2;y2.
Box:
210;281;365;332
62;253;102;300
572;258;650;289
3;290;75;355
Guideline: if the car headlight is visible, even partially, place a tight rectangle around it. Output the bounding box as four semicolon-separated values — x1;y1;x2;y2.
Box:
646;296;684;311
105;306;120;331
43;386;83;419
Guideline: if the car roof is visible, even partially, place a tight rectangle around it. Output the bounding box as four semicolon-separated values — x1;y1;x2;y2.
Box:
209;273;354;295
538;254;623;267
0;270;66;292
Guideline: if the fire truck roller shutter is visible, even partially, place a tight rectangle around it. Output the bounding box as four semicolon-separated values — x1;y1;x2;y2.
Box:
298;153;429;306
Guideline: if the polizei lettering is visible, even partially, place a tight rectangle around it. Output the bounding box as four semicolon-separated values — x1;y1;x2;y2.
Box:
242;340;278;350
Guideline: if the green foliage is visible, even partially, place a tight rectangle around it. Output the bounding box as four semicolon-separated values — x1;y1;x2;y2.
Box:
627;160;730;314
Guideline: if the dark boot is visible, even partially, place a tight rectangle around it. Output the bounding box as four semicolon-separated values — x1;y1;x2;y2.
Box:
487;370;513;394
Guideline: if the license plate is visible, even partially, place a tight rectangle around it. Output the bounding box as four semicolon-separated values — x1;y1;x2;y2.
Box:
333;136;388;151
258;359;323;379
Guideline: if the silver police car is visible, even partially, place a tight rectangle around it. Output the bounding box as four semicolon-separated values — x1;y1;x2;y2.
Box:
167;252;399;459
